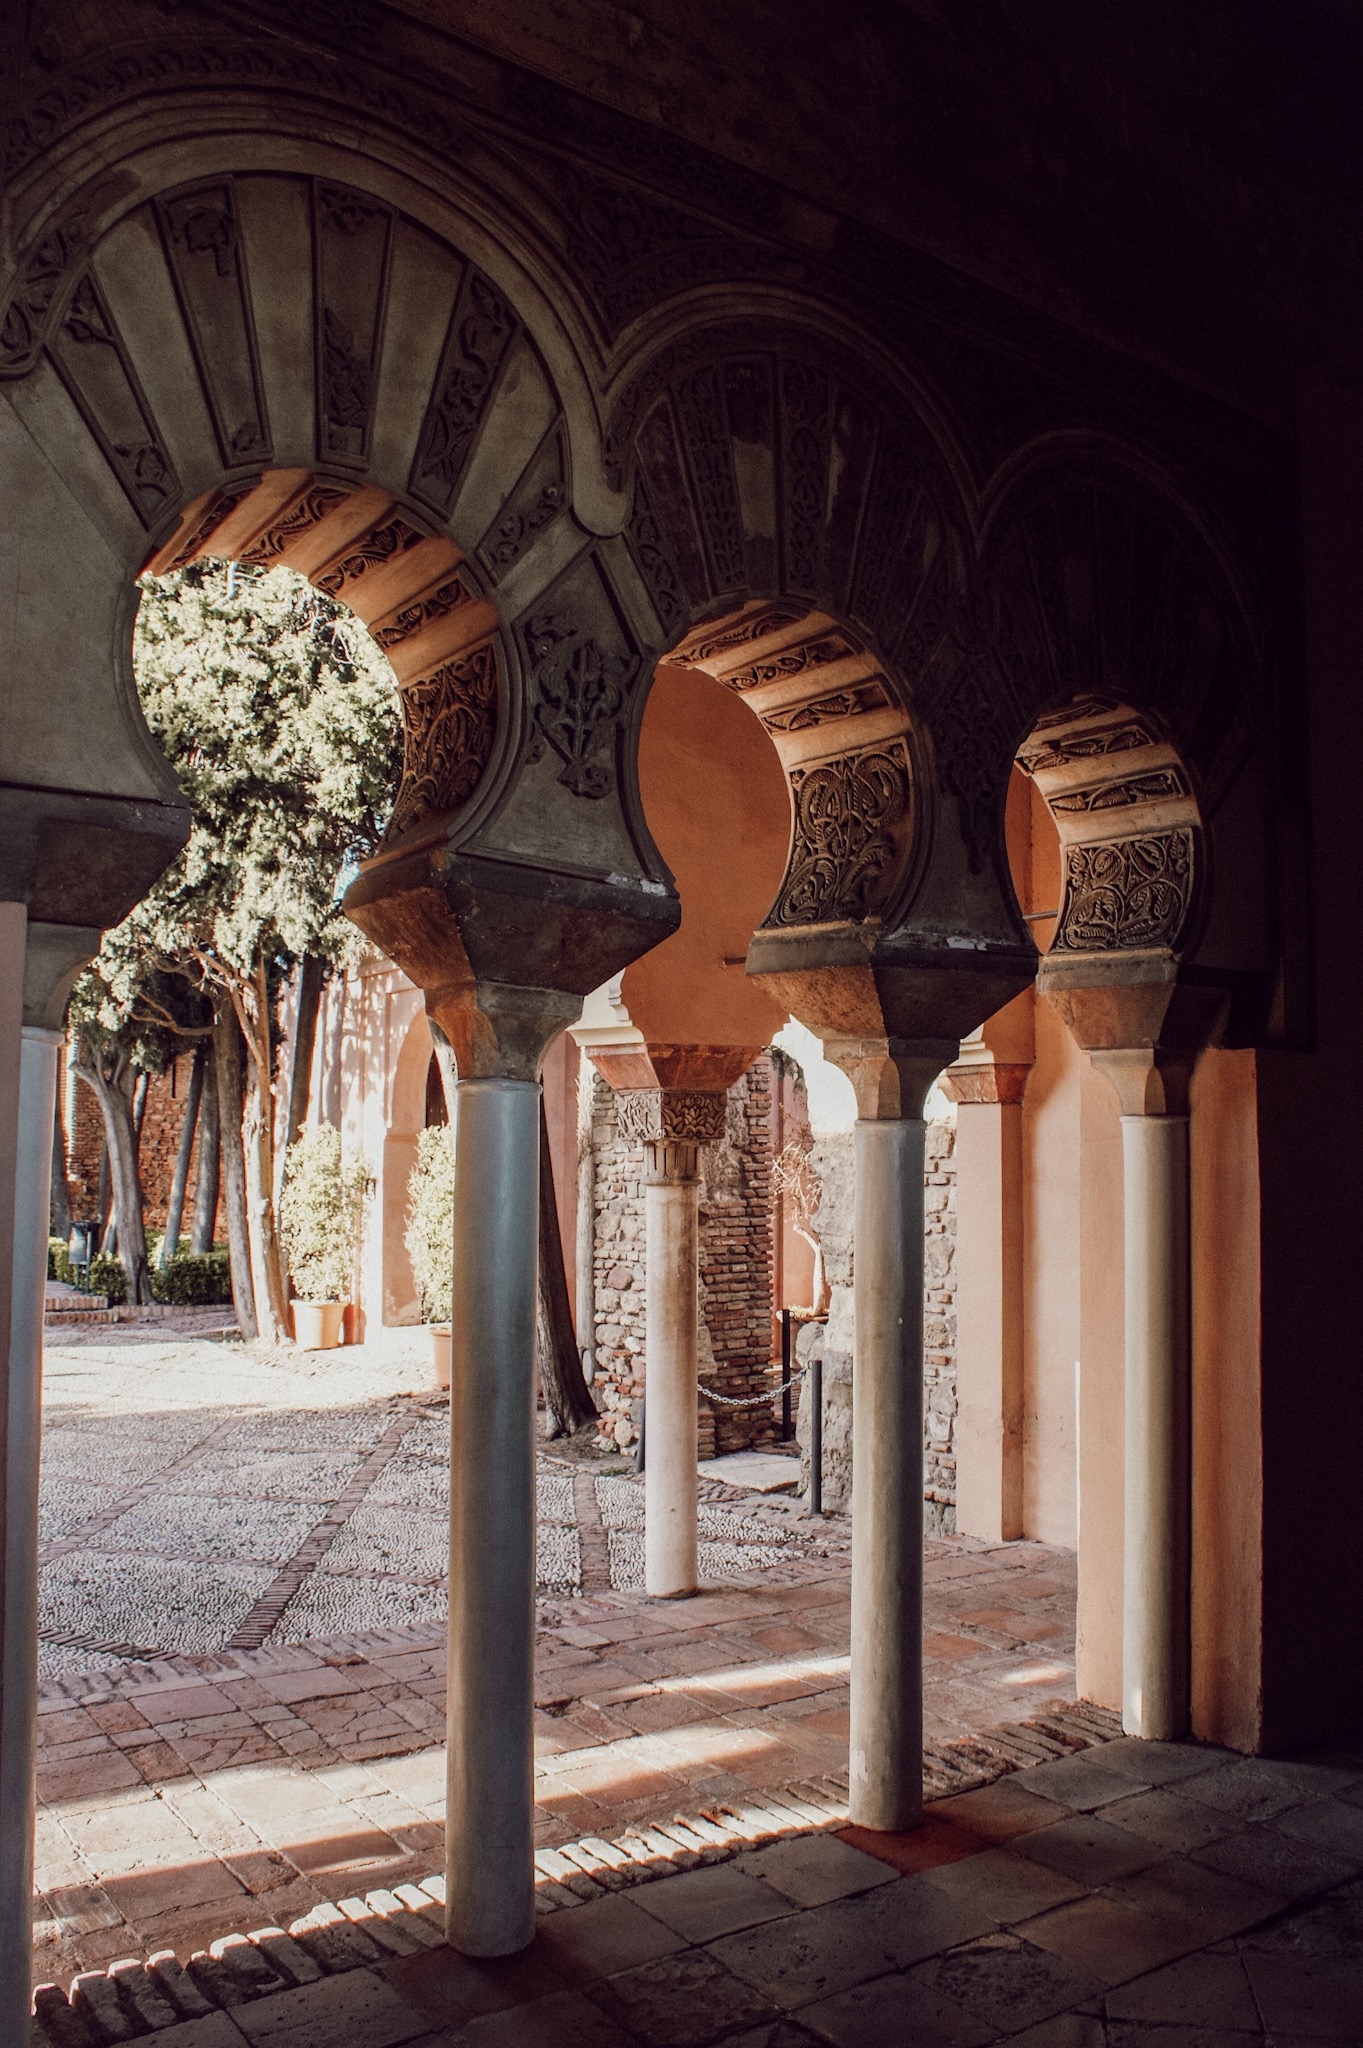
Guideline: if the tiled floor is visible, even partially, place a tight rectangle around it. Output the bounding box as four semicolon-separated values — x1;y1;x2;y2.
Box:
34;1328;1078;1988
34;1735;1363;2044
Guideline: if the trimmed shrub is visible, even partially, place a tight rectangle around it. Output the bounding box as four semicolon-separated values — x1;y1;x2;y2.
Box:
405;1124;455;1323
88;1252;127;1305
150;1250;233;1307
279;1123;370;1305
48;1237;73;1284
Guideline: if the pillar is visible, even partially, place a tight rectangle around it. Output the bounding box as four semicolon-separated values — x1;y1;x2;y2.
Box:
444;1074;540;1955
0;913;98;2038
826;1039;947;1835
1091;1049;1193;1742
947;1055;1031;1543
619;1089;726;1600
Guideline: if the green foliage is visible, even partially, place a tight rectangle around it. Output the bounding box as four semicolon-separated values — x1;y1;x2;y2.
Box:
149;1250;233;1307
48;1237;72;1284
73;557;400;1048
88;1252;127;1306
279;1123;371;1305
405;1125;455;1323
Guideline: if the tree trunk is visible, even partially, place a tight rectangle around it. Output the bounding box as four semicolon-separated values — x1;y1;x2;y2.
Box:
190;1055;220;1253
97;1140;111;1233
242;958;291;1345
537;1098;597;1437
214;1003;257;1339
278;953;324;1198
51;1089;73;1240
160;1046;205;1265
75;1052;152;1305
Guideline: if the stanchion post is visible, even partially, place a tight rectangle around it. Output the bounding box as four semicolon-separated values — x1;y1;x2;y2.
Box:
780;1308;793;1441
809;1353;823;1518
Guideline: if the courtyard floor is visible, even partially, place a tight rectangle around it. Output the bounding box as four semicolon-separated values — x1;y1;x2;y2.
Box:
34;1321;1078;1995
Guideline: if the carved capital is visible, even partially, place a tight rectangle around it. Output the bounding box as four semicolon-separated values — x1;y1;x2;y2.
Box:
1088;1047;1193;1118
617;1088;727;1147
643;1138;701;1185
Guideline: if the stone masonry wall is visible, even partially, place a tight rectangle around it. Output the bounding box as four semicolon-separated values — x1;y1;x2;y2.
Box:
588;1061;778;1459
795;1111;958;1530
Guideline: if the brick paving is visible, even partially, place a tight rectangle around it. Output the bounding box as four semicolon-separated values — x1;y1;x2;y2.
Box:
33;1326;1079;1995
29;1731;1363;2044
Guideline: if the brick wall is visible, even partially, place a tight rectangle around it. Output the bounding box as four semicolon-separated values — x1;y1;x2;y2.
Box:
63;1048;215;1238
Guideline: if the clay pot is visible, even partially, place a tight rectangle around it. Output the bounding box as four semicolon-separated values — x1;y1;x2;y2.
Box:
430;1322;452;1389
293;1300;346;1351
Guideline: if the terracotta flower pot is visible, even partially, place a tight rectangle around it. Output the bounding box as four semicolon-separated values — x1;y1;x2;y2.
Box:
294;1300;346;1351
430;1322;451;1389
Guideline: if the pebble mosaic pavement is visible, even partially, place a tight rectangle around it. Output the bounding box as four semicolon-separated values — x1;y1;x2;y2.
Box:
34;1319;1083;1998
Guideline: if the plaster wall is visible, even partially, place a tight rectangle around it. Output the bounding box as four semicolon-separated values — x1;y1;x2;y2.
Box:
1020;995;1082;1551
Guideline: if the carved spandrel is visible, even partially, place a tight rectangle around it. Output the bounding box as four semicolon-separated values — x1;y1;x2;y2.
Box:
1052;829;1194;952
385;639;500;840
523;611;636;801
314;516;425;598
239;485;350;567
371;575;476;651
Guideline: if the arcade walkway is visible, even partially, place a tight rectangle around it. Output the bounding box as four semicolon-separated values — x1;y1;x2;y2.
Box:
34;1328;1076;1994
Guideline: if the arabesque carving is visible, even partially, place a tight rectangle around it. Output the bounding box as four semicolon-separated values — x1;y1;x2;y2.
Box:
371;576;475;650
725;632;856;692
240;486;349;567
1050;769;1185;814
1018;722;1151;775
1052;830;1194;952
616;1090;728;1146
762;681;888;733
675;604;807;664
161;481;260;572
315;517;424;597
770;743;912;926
410;271;517;516
0;218;89;377
385;640;500;840
525;613;635;800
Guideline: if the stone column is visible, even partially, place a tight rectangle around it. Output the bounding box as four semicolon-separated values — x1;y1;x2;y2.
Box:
0;914;98;2039
1092;1050;1192;1742
826;1039;947;1834
619;1090;726;1599
947;1056;1031;1544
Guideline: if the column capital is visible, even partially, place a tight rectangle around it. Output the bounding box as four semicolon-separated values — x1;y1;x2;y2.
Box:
821;1037;952;1121
425;980;581;1082
619;1087;724;1180
1038;948;1228;1117
1089;1047;1193;1117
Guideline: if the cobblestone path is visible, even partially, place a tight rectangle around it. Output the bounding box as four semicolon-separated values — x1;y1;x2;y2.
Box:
35;1325;1077;1988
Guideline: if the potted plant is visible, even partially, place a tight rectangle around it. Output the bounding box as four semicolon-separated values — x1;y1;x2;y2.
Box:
279;1122;370;1349
405;1124;455;1386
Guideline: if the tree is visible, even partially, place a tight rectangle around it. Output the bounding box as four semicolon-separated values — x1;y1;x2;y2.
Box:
72;559;399;1328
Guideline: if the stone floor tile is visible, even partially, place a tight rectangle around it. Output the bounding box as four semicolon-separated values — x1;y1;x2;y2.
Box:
99;1855;247;1921
1014;1894;1204;1986
921;1843;1087;1924
1237;1886;1363;1958
1003;2018;1106;2047
383;1937;576;2030
1189;1819;1355;1901
630;1864;793;1944
1101;1853;1285;1939
706;1876;994;2007
1100;1787;1239;1856
920;1929;1105;2030
1095;1739;1237;1789
719;2026;826;2048
1265;1795;1363;1869
833;1815;990;1876
733;1832;896;1907
793;1966;993;2047
1175;1759;1321;1825
454;1987;636;2047
1239;1949;1363;2037
1011;1753;1151;1812
1014;1813;1167;1886
227;1967;435;2047
1105;2028;1264;2048
1104;1949;1264;2029
125;2017;252;2047
533;1890;689;1983
587;1949;780;2046
925;1777;1071;1843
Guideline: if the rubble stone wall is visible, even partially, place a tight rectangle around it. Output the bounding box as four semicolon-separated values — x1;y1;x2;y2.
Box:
587;1060;779;1459
795;1113;959;1529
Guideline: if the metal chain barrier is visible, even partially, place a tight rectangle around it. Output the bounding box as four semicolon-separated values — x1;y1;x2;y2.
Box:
696;1360;812;1408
